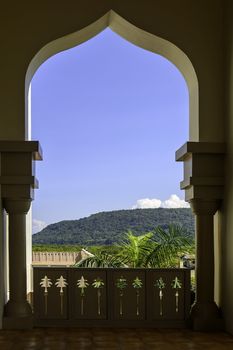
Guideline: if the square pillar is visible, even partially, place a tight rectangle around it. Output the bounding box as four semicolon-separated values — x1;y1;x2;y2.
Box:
0;141;42;329
176;142;225;331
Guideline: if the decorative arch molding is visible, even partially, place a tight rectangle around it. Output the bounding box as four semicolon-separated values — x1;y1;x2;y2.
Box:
26;10;199;141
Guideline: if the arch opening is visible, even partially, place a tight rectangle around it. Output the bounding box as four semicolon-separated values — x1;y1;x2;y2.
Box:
26;10;199;142
22;10;198;320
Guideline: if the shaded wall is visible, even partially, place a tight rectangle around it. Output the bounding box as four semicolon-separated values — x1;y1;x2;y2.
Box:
0;0;224;142
0;190;3;329
222;0;233;335
0;197;8;329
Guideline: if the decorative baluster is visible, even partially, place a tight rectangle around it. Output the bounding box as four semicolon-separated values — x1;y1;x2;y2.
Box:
40;275;52;315
55;276;68;315
116;276;127;316
77;276;89;316
154;277;166;316
92;277;104;316
132;277;143;316
171;277;182;313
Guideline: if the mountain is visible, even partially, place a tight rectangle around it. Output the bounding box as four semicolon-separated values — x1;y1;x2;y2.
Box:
32;208;194;246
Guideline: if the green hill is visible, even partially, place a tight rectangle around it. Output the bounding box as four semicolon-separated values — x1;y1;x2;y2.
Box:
32;208;194;246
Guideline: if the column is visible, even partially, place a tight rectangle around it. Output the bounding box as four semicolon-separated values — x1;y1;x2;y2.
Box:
3;199;32;329
0;141;42;329
190;199;223;330
175;141;225;331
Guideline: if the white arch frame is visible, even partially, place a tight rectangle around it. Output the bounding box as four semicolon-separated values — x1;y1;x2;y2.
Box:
25;10;199;141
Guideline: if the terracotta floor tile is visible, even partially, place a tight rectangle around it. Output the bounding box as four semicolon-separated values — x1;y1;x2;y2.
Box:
0;327;233;349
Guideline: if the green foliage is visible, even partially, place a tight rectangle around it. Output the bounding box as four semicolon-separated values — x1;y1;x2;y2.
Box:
190;275;196;292
32;244;122;254
132;277;143;289
171;277;182;289
118;231;153;268
87;245;121;255
32;244;82;252
32;208;194;246
74;224;194;268
115;277;127;289
145;224;194;268
75;252;125;268
92;278;105;289
154;277;166;289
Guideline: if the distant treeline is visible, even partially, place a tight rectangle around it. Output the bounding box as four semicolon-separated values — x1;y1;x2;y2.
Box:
32;208;194;246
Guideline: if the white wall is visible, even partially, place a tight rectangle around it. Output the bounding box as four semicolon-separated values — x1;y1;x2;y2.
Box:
221;0;233;334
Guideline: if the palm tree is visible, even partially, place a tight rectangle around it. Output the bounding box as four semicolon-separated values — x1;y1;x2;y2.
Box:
118;231;153;268
74;224;194;268
145;224;194;268
75;251;125;268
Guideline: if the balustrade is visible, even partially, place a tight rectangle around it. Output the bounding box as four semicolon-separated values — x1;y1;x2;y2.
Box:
33;267;190;327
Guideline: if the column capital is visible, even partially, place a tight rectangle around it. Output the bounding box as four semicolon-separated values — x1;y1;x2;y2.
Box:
3;199;31;215
0;140;42;200
176;141;225;202
190;199;220;216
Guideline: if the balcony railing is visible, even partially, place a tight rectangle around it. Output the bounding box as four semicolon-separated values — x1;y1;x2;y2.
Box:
33;267;191;327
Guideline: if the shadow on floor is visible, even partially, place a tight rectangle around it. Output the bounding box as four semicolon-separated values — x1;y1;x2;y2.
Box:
0;327;233;349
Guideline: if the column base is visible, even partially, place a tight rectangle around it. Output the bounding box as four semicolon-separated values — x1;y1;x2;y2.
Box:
3;300;33;329
191;301;224;331
4;300;32;317
3;315;33;329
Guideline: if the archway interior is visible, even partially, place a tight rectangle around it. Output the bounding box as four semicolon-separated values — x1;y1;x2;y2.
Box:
30;28;189;242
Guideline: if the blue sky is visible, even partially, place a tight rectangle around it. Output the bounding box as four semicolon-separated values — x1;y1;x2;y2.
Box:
31;29;189;233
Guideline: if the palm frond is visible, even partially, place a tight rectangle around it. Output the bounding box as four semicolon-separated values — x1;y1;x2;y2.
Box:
119;230;153;268
74;251;125;268
145;224;193;268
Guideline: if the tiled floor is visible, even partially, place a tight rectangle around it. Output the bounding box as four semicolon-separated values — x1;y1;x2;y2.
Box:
0;328;233;350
